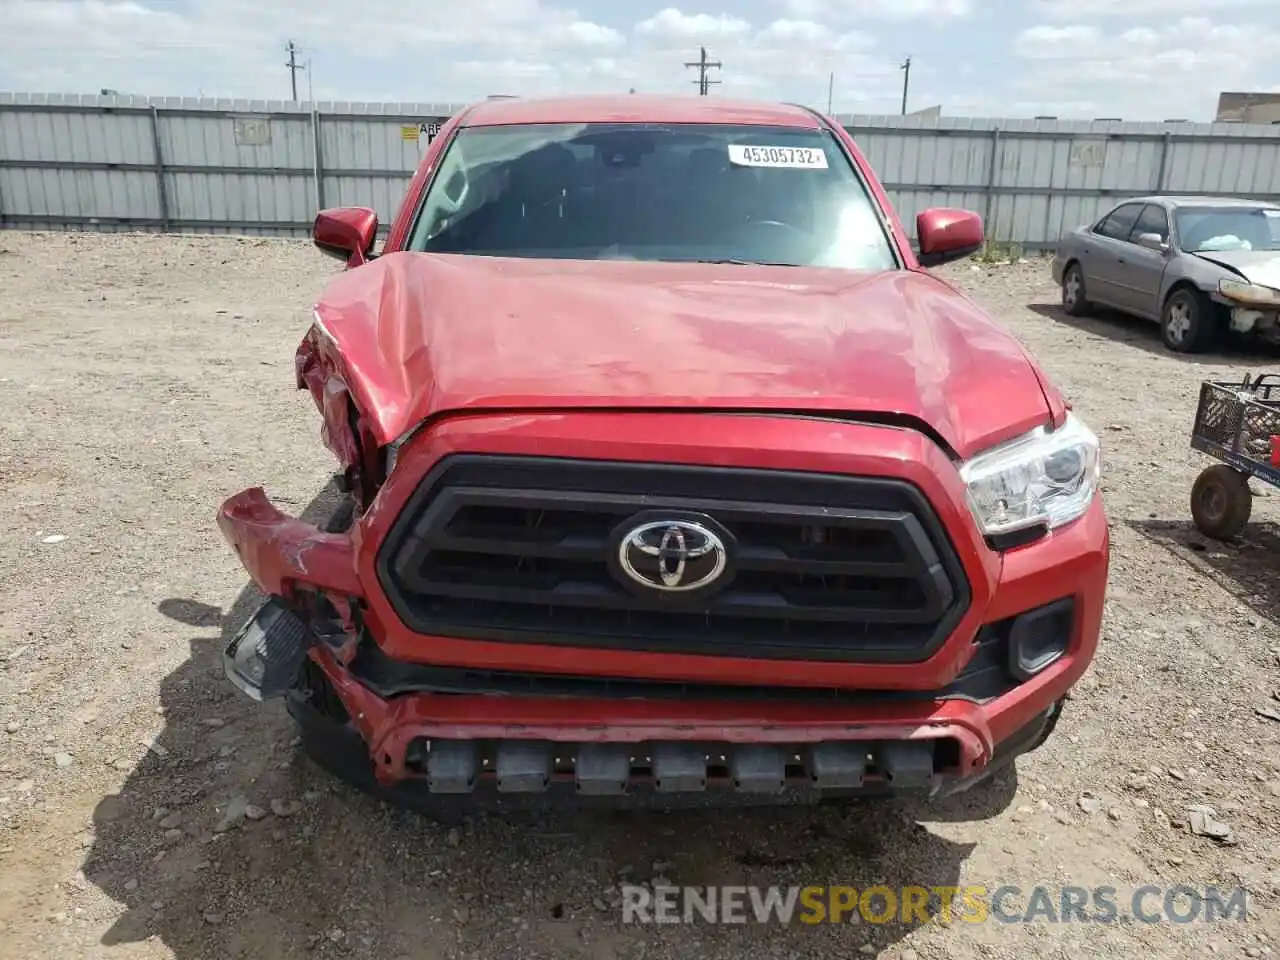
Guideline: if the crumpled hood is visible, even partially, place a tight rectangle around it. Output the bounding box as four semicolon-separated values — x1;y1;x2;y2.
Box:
1194;249;1280;289
310;251;1055;459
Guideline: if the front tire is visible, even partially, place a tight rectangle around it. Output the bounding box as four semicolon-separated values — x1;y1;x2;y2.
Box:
1062;263;1089;317
1162;287;1217;353
1191;464;1252;539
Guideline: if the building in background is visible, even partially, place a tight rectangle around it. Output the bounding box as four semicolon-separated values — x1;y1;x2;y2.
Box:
1215;92;1280;123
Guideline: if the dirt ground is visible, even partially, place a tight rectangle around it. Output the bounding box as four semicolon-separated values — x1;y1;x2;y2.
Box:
1;231;1279;960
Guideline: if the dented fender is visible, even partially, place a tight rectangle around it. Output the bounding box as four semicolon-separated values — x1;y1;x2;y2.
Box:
295;325;361;471
295;321;383;503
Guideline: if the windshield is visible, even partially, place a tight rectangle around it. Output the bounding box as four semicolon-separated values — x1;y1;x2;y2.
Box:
406;122;898;270
1175;205;1280;253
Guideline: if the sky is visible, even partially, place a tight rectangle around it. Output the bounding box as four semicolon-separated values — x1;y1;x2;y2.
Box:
2;0;1279;121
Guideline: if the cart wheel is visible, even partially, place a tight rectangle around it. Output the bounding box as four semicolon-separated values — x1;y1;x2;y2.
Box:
1190;465;1252;540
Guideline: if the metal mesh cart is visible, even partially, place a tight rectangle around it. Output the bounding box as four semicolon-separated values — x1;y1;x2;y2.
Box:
1189;373;1280;539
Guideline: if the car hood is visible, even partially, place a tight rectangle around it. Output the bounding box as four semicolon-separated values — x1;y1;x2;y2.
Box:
310;251;1055;460
1193;249;1280;288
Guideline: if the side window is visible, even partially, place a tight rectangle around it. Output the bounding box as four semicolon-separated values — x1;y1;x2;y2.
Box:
1129;204;1169;242
415;139;470;242
1094;203;1143;240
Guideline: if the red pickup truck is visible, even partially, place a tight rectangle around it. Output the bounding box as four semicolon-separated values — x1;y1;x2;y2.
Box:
217;94;1108;805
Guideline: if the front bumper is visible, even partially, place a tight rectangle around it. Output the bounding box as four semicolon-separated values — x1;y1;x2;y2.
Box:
216;412;1108;798
226;594;1069;796
218;508;1105;797
1222;304;1280;341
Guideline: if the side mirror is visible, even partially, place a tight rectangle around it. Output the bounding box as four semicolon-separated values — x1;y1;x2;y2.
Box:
916;207;984;267
313;207;378;266
1135;232;1169;253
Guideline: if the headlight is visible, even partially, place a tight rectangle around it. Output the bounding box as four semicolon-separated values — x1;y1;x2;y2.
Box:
958;412;1100;538
1218;278;1280;307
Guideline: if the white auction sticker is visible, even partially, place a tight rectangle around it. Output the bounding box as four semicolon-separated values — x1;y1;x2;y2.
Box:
727;144;829;169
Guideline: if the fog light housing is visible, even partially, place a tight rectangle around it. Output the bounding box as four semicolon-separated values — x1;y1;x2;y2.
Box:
1007;598;1074;681
223;598;309;701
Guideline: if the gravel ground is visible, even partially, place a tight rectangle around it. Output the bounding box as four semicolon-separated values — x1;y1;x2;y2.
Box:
1;231;1279;960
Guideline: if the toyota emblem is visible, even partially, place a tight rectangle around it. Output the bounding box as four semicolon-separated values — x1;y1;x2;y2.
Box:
616;518;729;593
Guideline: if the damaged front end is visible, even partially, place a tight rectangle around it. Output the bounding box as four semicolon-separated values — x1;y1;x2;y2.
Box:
1217;277;1280;344
214;506;1008;799
217;489;362;700
220;314;396;703
213;248;1106;803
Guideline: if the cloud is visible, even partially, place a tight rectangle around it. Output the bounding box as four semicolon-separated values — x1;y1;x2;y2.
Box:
1028;0;1274;20
1011;16;1280;119
2;0;611;88
634;9;753;41
2;1;905;105
756;19;874;52
3;0;279;95
777;0;973;20
564;21;625;46
0;0;636;100
1014;24;1100;55
4;0;1275;121
757;18;830;44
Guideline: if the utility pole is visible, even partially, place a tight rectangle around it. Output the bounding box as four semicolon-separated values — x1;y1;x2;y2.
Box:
685;46;722;96
899;56;912;115
827;71;834;114
285;41;305;102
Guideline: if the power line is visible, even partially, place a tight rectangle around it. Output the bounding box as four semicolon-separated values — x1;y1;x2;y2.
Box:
684;46;722;96
285;40;306;102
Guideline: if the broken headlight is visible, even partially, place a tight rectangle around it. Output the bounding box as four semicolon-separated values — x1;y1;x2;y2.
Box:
959;412;1100;538
1218;277;1280;307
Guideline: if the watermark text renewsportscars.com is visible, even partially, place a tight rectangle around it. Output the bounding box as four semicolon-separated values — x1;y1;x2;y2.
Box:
621;884;1249;925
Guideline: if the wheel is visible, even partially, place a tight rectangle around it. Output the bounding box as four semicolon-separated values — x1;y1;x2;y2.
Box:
1162;287;1217;353
286;660;473;824
1061;263;1089;316
1190;464;1252;540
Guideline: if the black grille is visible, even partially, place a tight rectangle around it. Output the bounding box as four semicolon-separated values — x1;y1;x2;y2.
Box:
375;456;971;663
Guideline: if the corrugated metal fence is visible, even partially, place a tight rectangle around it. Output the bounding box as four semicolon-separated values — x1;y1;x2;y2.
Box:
4;92;1280;250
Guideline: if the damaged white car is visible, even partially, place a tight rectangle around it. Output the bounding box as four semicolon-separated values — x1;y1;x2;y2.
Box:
1052;195;1280;353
